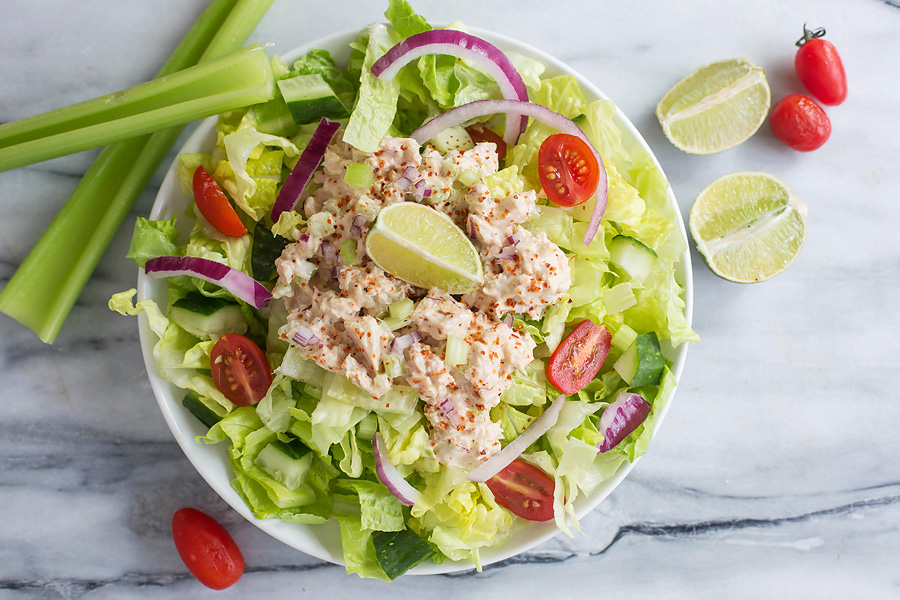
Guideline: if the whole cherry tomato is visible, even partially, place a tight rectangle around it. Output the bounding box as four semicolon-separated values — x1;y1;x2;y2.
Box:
769;93;831;152
172;507;244;590
795;24;847;106
193;166;247;237
486;459;556;521
546;320;612;394
538;133;600;207
210;334;272;406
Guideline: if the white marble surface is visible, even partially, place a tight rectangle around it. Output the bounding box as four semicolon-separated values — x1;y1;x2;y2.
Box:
2;0;899;597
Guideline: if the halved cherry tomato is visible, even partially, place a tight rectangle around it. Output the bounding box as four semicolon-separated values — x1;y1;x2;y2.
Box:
192;166;247;237
537;133;600;207
486;459;555;522
210;334;272;406
172;507;244;590
465;124;507;160
769;93;831;152
547;320;611;394
795;25;846;106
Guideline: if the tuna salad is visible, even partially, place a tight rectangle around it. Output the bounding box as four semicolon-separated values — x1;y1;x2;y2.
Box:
274;135;570;468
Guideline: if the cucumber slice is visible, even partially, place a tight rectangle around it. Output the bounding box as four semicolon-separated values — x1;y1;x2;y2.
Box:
613;331;665;386
181;392;222;429
170;292;247;339
372;529;435;581
251;221;291;281
254;439;314;492
609;235;658;283
278;73;349;124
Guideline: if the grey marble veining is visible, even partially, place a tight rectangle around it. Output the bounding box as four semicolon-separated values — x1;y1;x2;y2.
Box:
2;0;900;598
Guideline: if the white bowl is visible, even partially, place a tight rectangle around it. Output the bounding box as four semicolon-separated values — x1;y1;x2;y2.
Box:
137;26;693;575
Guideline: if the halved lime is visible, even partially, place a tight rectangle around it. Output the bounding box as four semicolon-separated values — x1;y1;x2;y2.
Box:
365;202;483;293
656;58;770;155
690;172;807;283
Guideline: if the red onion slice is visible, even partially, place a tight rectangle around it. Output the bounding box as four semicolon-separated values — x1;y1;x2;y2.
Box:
371;30;529;144
597;392;652;453
467;394;567;483
411;99;608;244
391;330;422;355
144;256;271;309
270;118;341;223
373;432;418;506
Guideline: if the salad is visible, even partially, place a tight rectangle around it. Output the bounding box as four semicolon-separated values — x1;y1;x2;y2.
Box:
111;0;696;580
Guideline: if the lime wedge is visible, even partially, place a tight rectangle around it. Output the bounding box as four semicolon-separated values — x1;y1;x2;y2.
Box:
365;202;483;293
656;58;770;155
690;171;807;283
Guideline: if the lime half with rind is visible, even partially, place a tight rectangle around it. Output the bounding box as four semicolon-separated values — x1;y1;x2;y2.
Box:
656;58;770;155
365;202;483;293
690;171;807;283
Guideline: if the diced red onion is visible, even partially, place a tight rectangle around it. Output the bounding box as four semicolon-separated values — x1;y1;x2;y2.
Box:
467;215;477;238
371;30;529;144
271;118;341;222
496;245;517;261
503;314;513;328
439;399;462;428
468;394;567;483
402;166;418;180
395;176;412;191
372;432;418;506
411;99;608;244
391;330;423;355
320;239;336;262
421;188;432;198
299;233;310;243
350;215;367;238
331;265;340;278
144;256;271;309
292;326;319;347
597;392;652;453
507;232;523;245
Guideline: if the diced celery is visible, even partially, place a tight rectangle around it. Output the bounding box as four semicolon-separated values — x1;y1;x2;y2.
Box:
457;168;479;187
344;162;374;189
383;354;403;379
611;323;638;350
381;316;411;331
388;298;415;321
603;283;637;314
340;239;358;265
445;335;470;366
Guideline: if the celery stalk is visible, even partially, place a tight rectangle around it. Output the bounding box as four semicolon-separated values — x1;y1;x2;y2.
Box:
0;44;275;172
0;0;274;343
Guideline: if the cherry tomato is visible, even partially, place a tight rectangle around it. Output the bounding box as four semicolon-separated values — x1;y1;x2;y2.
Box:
547;320;611;394
193;166;247;237
210;334;272;406
486;459;555;521
795;24;846;106
172;507;244;590
465;124;507;160
538;133;600;207
769;93;831;152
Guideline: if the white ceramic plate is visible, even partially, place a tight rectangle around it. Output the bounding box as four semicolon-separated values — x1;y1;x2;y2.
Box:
137;26;693;575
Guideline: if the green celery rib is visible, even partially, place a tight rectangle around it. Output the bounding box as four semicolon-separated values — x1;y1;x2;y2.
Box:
0;0;275;343
0;44;275;172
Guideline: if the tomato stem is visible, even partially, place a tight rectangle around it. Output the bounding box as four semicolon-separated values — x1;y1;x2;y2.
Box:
796;23;827;47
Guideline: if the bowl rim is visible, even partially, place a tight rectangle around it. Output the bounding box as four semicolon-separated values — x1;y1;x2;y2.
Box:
136;25;693;575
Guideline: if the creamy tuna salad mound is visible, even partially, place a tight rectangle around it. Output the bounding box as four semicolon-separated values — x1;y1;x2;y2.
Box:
274;135;571;469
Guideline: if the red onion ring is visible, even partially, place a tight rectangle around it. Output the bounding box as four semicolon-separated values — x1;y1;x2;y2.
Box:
270;118;341;223
373;432;418;506
467;394;567;483
597;392;652;453
371;30;529;144
411;99;608;244
144;256;271;309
